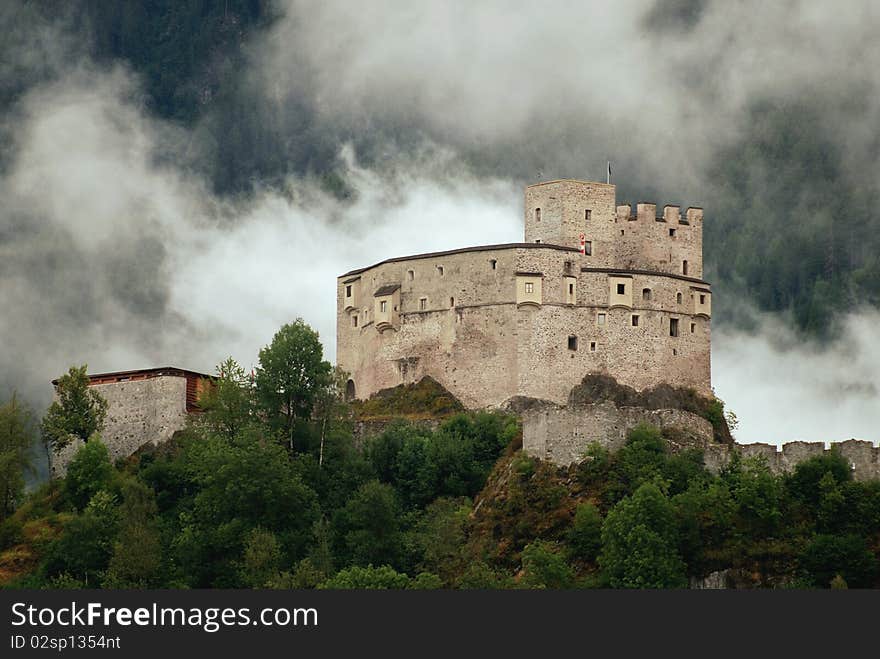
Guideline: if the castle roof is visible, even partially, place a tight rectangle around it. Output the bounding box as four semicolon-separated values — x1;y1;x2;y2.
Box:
52;366;214;386
339;242;581;278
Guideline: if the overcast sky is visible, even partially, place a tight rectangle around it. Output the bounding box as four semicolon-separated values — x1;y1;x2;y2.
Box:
2;1;880;446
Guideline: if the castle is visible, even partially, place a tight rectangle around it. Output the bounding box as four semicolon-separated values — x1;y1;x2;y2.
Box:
336;179;711;409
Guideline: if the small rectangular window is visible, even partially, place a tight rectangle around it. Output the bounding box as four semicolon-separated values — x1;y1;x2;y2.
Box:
617;283;625;295
669;228;676;237
380;300;387;313
450;297;455;307
670;318;679;337
535;208;541;222
597;313;606;325
690;322;696;333
419;298;427;310
585;209;591;221
352;315;358;327
490;259;497;270
584;241;592;255
408;270;414;280
568;335;578;351
437;266;444;276
525;282;534;293
642;288;651;301
632;315;639;327
568;283;574;295
535;239;541;243
700;294;706;304
345;285;352;297
682;260;689;276
590;341;596;352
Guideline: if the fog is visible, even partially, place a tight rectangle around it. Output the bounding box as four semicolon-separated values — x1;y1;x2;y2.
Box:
2;1;880;447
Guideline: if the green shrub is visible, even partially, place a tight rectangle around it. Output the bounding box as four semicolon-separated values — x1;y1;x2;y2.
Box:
566;503;602;562
64;438;114;510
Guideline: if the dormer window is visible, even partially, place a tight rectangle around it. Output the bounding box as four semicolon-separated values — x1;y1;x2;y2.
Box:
525;282;534;293
617;283;625;295
380;301;387;313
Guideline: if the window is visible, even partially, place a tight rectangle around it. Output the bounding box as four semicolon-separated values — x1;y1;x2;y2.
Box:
670;318;679;337
682;260;689;275
408;270;414;281
642;288;651;301
450;297;454;307
673;348;678;356
631;315;640;327
669;228;676;237
380;300;387;313
676;292;682;304
584;241;592;255
700;294;706;304
437;266;444;276
535;239;541;243
345;285;352;297
352;315;358;327
525;282;534;293
585;209;591;221
597;313;606;325
568;335;578;351
419;298;427;310
620;229;625;236
590;341;597;352
568;283;574;295
690;323;696;333
490;259;497;270
535;208;541;222
617;283;626;295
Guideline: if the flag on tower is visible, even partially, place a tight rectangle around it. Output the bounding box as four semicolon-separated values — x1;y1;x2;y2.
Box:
607;160;612;184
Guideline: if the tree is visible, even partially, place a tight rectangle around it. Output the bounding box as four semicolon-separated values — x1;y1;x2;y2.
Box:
255;320;331;451
197;357;256;440
520;540;575;589
64;439;115;510
566;503;603;562
600;483;687;588
800;534;878;588
104;480;162;588
335;480;404;568
0;394;36;521
43;491;121;586
312;366;350;467
41;365;108;453
238;528;283;588
319;565;410;589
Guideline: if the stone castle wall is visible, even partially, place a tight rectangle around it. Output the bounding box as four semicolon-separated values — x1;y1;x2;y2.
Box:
522;402;880;481
338;244;712;408
49;375;188;477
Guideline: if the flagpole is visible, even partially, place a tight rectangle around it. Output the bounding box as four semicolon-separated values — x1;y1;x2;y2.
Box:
607;161;611;184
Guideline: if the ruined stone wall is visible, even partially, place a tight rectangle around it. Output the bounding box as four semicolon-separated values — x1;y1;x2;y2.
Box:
49;375;188;477
521;400;715;466
522;403;880;482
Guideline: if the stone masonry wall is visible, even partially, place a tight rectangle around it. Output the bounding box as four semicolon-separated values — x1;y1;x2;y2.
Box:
49;375;188;477
338;244;712;408
522;403;880;481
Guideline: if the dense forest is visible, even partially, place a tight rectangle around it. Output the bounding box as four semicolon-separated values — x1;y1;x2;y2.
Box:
1;319;878;589
3;1;880;335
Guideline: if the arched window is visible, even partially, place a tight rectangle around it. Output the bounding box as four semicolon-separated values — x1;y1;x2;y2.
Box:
535;208;541;222
345;379;356;402
676;292;682;304
642;288;651;301
682;260;689;276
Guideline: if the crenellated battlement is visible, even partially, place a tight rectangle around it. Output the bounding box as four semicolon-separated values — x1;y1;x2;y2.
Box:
615;202;703;224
